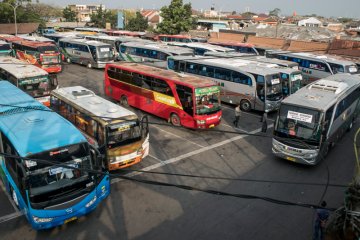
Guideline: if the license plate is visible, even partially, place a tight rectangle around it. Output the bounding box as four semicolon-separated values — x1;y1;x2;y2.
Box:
64;217;77;224
286;156;295;162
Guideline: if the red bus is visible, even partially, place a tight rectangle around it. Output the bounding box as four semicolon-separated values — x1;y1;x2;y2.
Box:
104;62;222;129
208;40;259;55
156;34;192;43
104;30;145;38
11;40;62;73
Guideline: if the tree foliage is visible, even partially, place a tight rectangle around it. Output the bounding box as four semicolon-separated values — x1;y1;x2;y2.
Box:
90;5;117;28
126;12;148;31
269;8;281;17
157;0;193;34
63;6;77;22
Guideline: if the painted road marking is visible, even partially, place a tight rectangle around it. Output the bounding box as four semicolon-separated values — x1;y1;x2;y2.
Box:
0;124;273;224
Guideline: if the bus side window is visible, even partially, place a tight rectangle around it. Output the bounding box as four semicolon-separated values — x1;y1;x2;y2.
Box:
324;105;335;134
2;133;19;186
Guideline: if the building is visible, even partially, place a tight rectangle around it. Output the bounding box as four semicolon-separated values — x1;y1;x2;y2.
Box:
140;10;161;29
298;17;322;27
68;4;106;22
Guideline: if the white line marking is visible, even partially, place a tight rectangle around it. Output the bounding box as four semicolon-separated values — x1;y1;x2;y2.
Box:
151;125;205;147
220;105;275;122
148;154;163;163
0;123;274;224
221;123;249;133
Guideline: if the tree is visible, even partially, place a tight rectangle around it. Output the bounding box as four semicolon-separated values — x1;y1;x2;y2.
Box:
90;5;117;28
156;0;193;34
269;8;281;17
126;12;148;31
0;0;32;24
63;6;76;22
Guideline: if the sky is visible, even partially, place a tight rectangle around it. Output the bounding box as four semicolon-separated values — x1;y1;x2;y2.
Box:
40;0;360;18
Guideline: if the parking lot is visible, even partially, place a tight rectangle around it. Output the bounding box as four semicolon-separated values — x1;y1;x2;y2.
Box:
0;63;357;240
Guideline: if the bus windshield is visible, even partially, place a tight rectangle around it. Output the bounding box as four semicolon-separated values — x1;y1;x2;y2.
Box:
97;46;114;60
27;143;93;205
18;76;51;97
290;73;302;94
38;45;58;54
107;120;142;148
41;54;60;64
275;104;322;144
0;44;11;51
195;86;221;115
266;74;282;101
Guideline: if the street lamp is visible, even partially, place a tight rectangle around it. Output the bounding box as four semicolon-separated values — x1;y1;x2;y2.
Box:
2;1;21;36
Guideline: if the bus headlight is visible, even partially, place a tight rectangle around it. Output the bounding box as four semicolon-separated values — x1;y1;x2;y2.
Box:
85;196;97;208
32;216;53;223
196;120;206;125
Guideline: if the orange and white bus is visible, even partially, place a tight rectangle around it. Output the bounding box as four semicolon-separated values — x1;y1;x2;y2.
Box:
104;62;222;129
11;40;62;73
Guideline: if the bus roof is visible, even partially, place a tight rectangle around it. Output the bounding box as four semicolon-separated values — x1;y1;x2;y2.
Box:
245;56;299;68
60;38;112;47
158;34;191;39
0;40;9;45
17;34;54;43
108;62;218;88
0;57;49;78
282;73;360;111
168;42;236;53
122;42;194;55
171;56;281;75
208;40;255;47
52;86;138;122
281;52;356;66
0;81;86;156
0;35;23;43
12;40;56;48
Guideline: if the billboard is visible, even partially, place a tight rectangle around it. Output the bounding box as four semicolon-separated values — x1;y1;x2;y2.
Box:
117;11;124;29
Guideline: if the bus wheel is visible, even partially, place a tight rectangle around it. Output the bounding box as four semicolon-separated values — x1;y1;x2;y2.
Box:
240;100;251;112
170;113;181;127
120;95;128;107
10;187;19;207
87;62;92;68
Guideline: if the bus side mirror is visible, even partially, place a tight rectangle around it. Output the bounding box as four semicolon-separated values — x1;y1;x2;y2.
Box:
89;146;103;169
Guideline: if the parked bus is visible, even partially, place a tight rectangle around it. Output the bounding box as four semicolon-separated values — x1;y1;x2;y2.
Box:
0;40;12;56
0;81;110;230
59;38;114;68
43;32;80;45
119;42;194;69
270;52;359;83
272;74;360;165
17;34;55;43
103;30;145;38
208;41;259;55
0;57;58;106
10;40;62;74
168;56;283;112
50;86;150;170
167;42;236;56
105;62;222;129
156;34;193;43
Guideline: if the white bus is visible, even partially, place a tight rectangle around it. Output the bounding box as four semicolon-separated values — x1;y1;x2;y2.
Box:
50;86;150;170
168;56;283;112
272;74;360;165
59;38;114;68
0;56;57;106
271;52;359;83
119;42;194;69
167;42;236;56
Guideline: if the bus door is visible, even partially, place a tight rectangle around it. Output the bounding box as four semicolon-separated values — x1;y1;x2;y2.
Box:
280;73;290;97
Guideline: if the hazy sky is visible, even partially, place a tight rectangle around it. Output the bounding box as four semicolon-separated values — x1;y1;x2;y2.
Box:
40;0;360;18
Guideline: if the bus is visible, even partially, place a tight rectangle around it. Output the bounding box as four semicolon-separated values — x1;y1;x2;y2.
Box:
59;38;114;68
104;30;145;38
119;42;194;69
167;56;283;112
0;57;58;106
156;34;193;43
167;42;236;56
11;40;62;74
104;62;222;129
272;74;360;165
270;52;359;83
0;40;12;56
0;81;110;230
17;34;55;43
50;86;150;170
208;41;259;55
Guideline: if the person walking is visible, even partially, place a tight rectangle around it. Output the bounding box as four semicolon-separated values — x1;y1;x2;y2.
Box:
313;201;330;240
261;112;268;133
233;104;241;128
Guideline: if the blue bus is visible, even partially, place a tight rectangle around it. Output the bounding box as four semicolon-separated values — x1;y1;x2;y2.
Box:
0;81;110;230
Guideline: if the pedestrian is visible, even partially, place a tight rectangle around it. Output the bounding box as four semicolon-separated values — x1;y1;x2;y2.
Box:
313;201;330;240
261;112;268;133
233;104;241;128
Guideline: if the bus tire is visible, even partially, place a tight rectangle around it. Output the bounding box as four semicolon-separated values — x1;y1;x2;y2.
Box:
170;113;181;127
10;187;19;208
240;99;251;112
120;95;128;107
87;62;92;69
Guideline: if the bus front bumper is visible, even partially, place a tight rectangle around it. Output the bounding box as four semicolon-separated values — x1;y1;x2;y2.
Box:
272;138;319;165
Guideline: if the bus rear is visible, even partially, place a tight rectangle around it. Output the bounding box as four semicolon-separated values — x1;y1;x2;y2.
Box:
37;44;62;73
0;41;12;56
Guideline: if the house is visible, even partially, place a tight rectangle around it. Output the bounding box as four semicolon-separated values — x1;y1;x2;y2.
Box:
298;17;322;27
68;4;105;22
140;10;161;29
